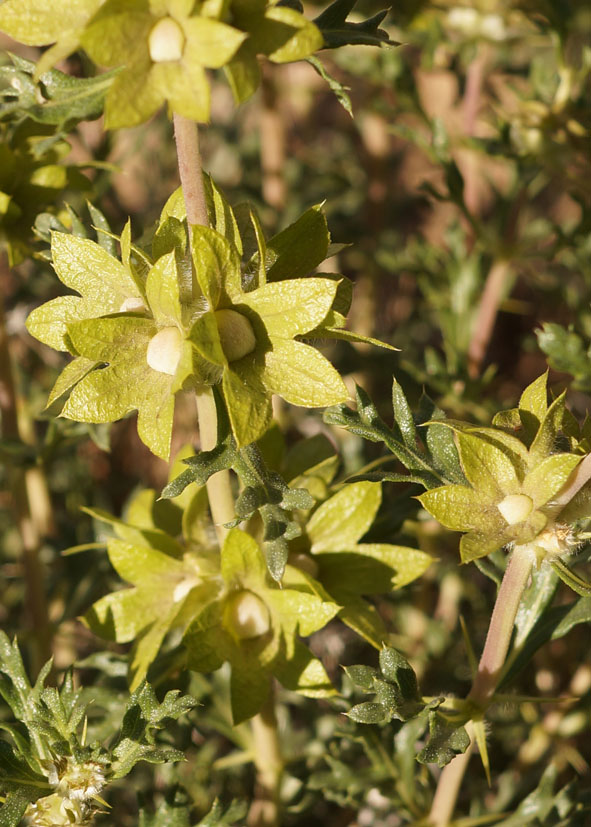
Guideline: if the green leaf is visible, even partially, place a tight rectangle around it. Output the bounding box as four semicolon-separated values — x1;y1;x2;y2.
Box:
51;231;139;306
456;431;520;499
0;55;115;127
266;206;330;281
537;323;591;391
314;0;398;49
0;790;32;827
241;277;337;338
0;0;103;74
195;798;248;827
191;224;241;305
344;664;379;691
418;485;500;533
263;7;323;63
347;702;390;724
529;392;566;463
417;712;470;767
518;372;549;444
308;481;381;552
379;647;421;703
305;55;352;116
391;377;417;450
522;453;581;507
260;339;348;407
223;366;272;447
551;559;591;597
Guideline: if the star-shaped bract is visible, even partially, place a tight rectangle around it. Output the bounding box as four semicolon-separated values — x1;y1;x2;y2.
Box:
188;225;349;446
85;478;220;689
418;415;582;563
81;0;245;128
184;528;339;724
220;0;323;103
59;250;196;459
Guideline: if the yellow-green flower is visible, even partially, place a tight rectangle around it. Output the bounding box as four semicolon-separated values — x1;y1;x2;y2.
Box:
188;224;349;446
419;414;582;563
81;0;245;127
184;528;339;723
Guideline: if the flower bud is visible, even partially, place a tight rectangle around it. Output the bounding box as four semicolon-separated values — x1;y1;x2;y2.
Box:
497;493;534;525
226;590;270;639
146;326;183;375
215;309;256;362
148;17;185;63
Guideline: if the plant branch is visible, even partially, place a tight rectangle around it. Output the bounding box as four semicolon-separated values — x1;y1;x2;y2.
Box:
0;256;51;670
467;260;510;379
247;691;283;827
173;113;235;541
194;388;233;542
428;544;535;826
173;114;284;821
173;113;208;227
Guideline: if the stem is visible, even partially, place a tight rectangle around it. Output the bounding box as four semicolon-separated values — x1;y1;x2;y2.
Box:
194;388;233;543
467;260;510;379
173;113;235;542
468;545;534;707
173;114;284;819
260;65;287;211
428;545;535;826
173;113;208;227
247;692;283;827
0;260;51;670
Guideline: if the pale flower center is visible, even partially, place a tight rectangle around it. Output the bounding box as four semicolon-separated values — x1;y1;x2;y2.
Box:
119;296;146;313
226;590;270;639
148;17;185;63
146;326;183;375
215;309;257;362
497;493;534;525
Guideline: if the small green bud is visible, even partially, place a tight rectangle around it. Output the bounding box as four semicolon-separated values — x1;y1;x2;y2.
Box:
225;590;270;639
215;309;256;362
148;17;185;63
497;493;534;525
146;326;183;375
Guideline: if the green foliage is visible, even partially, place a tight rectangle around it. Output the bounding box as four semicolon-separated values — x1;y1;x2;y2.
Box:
345;646;470;768
419;373;584;563
0;54;116;130
0;633;196;826
2;1;591;824
184;528;338;724
314;0;398;49
537;322;591;391
0;122;90;265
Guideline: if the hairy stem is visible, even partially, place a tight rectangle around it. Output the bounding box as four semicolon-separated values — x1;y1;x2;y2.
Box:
173;113;235;540
428;545;534;826
173;114;283;820
247;692;284;827
0;261;51;669
173;113;208;227
194;388;233;542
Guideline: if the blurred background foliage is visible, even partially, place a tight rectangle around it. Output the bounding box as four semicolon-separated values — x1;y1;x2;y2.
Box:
0;0;590;824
